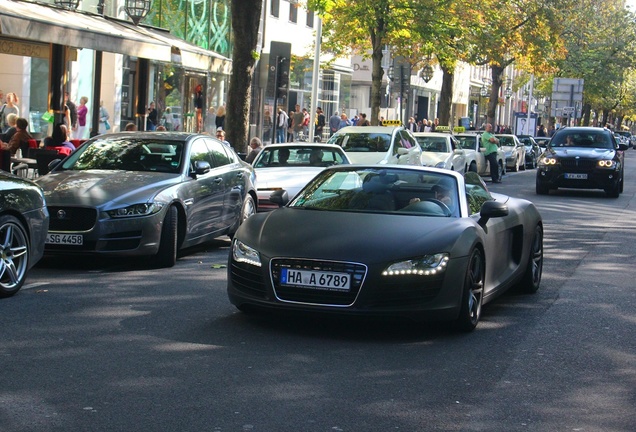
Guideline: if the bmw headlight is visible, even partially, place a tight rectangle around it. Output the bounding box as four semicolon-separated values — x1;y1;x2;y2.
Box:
107;202;164;218
539;157;557;166
383;253;449;276
597;160;616;168
232;239;261;267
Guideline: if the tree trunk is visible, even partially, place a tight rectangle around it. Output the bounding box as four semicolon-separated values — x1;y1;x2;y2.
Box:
226;0;263;152
370;34;384;126
487;65;504;126
582;103;591;126
438;66;453;127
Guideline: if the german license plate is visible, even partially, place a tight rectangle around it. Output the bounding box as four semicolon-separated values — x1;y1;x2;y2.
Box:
280;268;351;291
564;173;588;180
46;234;83;245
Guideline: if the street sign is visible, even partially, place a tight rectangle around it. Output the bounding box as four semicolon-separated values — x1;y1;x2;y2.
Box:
551;78;584;118
562;106;575;114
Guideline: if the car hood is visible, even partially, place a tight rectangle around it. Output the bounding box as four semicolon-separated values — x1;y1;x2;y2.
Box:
255;167;324;194
36;170;181;207
547;147;615;160
344;152;386;164
420;153;449;166
238;207;472;263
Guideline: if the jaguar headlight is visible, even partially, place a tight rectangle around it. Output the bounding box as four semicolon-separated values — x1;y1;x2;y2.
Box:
383;253;449;276
232;239;261;267
539;157;557;166
597;160;616;168
107;202;164;218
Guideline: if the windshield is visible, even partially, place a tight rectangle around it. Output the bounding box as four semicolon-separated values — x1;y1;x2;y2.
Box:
288;167;461;217
415;136;450;153
328;132;391;153
497;136;517;147
551;132;614;149
60;138;184;173
254;146;348;168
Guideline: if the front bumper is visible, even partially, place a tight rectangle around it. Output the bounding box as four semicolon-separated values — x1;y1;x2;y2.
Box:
536;166;620;190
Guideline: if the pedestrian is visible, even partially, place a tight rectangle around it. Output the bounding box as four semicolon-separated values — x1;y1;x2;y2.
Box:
1;92;20;133
352;115;359;126
146;101;157;131
98;101;110;135
75;96;89;139
194;84;204;132
339;112;351;129
287;109;295;142
125;122;137;131
262;110;273;143
315;107;326;141
216;127;231;147
537;124;547;137
358;113;370;126
64;92;77;134
245;137;263;164
0;113;18;143
215;106;226;130
43;123;76;152
292;105;304;141
276;108;288;143
163;107;174;131
407;116;417;133
431;118;440;132
329;111;340;136
481;123;501;183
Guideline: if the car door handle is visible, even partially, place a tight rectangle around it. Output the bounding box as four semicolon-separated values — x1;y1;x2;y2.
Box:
213;177;223;184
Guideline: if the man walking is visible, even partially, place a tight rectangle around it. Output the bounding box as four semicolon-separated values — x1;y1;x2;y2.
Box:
329;111;341;136
481;123;501;183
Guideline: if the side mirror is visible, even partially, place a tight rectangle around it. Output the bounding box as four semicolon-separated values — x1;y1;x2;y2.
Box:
478;200;508;225
397;147;409;155
48;159;62;172
618;143;628;151
192;160;211;177
269;189;289;207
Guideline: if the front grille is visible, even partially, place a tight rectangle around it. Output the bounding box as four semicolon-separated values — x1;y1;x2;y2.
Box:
560;158;597;170
271;259;366;306
48;206;97;231
230;261;267;298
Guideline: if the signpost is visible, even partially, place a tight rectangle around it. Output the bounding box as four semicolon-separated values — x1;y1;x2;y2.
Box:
551;78;584;125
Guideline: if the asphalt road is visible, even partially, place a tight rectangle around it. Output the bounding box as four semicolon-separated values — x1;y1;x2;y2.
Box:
1;150;635;432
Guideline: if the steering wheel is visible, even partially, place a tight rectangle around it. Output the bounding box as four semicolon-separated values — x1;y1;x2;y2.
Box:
421;198;452;216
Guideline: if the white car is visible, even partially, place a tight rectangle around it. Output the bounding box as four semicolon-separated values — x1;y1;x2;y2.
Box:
251;143;351;211
495;134;526;172
327;125;422;166
413;132;467;174
455;133;507;179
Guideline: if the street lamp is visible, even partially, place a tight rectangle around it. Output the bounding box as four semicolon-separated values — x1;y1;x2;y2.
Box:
480;85;489;97
504;87;512;99
420;56;434;83
54;0;80;9
125;0;151;25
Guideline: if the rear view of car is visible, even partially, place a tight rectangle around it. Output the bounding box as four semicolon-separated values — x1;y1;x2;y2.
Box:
536;127;627;197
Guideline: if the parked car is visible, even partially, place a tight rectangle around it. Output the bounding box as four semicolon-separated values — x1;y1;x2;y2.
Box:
516;135;542;169
327;124;422;166
615;130;633;148
534;136;551;153
35;132;257;267
495;134;526;172
536;127;627;197
413;132;467;173
455;133;506;179
0;172;49;297
227;166;544;332
251;143;351;211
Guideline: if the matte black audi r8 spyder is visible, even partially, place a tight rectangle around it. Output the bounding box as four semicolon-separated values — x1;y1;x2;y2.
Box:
36;132;257;267
1;172;49;297
536;127;627;197
227;166;544;331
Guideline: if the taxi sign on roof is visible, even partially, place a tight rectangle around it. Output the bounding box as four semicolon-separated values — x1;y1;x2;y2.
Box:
435;125;466;133
382;120;402;126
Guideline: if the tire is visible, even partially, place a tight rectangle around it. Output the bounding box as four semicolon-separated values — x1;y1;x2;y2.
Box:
0;215;30;298
518;225;543;293
155;206;178;268
619;173;624;193
536;180;549;195
469;161;477;173
229;195;256;239
498;161;505;178
454;248;485;332
605;181;620;198
520;155;526;171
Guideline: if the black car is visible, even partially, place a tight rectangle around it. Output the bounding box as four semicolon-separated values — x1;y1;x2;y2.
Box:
536;127;627;197
0;171;49;297
517;135;542;169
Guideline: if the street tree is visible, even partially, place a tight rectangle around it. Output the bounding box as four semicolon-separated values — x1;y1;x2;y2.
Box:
225;0;263;151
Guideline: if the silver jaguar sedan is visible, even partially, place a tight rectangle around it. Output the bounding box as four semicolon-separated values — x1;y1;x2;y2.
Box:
35;132;257;267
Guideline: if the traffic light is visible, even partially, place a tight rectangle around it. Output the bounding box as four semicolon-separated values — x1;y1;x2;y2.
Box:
276;57;290;100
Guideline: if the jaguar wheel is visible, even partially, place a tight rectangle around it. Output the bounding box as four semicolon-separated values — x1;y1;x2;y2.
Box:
155;206;178;268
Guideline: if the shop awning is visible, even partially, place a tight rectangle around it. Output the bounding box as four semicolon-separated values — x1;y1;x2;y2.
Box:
0;0;173;61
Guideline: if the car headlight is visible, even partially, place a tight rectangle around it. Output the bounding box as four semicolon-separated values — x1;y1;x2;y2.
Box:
232;239;261;267
597;160;616;168
383;253;449;276
539;157;557;166
435;162;446;168
107;202;164;218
